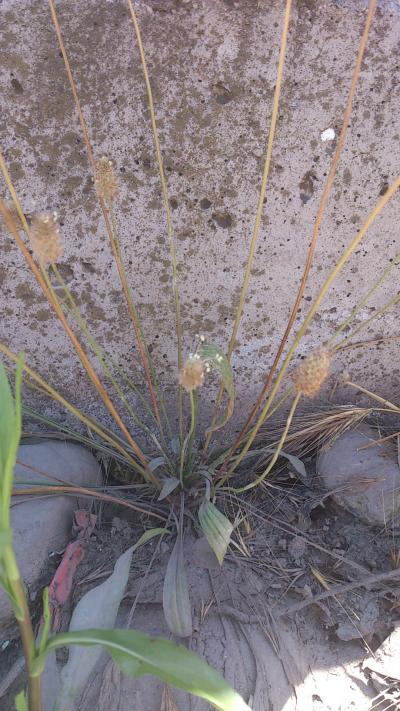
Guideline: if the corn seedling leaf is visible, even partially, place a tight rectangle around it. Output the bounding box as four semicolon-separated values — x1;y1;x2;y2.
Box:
198;501;233;565
38;628;251;711
14;691;28;711
0;529;12;554
0;356;23;512
163;529;192;637
199;344;234;433
158;477;180;501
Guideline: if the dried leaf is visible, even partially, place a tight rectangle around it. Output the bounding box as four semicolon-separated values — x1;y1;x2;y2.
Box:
161;684;181;711
198;501;233;565
98;659;121;711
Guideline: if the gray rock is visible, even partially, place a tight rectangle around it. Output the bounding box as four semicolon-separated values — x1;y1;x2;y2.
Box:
317;425;400;528
0;441;101;632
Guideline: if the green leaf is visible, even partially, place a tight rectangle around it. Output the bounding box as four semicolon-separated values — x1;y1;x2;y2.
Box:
0;529;12;554
0;355;23;523
199;344;235;433
132;527;170;551
14;691;28;711
36;628;251;711
198;501;233;565
163;530;192;637
149;456;165;472
261;448;307;484
158;477;180;501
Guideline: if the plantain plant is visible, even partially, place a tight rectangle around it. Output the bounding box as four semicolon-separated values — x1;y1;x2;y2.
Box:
0;0;399;706
0;358;251;711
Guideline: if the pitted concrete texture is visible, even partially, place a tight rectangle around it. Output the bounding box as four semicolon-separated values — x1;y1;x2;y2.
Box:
0;0;399;433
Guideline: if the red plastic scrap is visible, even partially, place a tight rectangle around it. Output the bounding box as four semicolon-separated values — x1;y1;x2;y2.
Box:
47;509;97;631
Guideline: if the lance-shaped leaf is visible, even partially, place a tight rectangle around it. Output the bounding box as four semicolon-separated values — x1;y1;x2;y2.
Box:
163;528;192;637
198;500;233;565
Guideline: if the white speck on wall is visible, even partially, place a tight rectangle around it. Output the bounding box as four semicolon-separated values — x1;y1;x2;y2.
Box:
321;128;336;142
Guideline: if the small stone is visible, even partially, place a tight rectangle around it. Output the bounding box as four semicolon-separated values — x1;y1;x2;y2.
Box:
318;424;400;528
288;536;307;562
0;442;100;632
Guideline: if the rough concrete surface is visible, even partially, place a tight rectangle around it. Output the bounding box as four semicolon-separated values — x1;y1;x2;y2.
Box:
0;0;400;433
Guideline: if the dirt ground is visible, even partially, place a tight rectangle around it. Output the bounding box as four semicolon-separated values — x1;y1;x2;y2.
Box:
2;444;400;711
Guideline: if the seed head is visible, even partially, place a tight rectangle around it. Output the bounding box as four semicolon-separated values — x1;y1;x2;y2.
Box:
29;212;63;265
179;355;205;391
94;156;119;203
292;347;331;398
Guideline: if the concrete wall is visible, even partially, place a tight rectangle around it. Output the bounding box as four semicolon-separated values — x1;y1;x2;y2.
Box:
0;0;399;435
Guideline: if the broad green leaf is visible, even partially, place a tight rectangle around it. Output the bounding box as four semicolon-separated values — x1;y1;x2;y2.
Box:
199;344;235;433
198;501;233;565
36;628;251;711
158;477;180;501
163;531;192;637
14;691;28;711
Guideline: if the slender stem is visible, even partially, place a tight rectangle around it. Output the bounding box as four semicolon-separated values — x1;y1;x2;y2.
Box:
0;342;141;472
225;173;400;478
332;291;400;353
326;252;400;346
125;0;184;440
179;390;197;483
336;333;400;353
224;0;377;461
223;392;301;494
345;381;400;412
50;264;171;465
0;192;158;484
204;0;293;451
47;0;164;431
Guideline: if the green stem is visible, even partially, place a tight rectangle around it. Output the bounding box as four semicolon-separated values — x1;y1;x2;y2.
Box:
179;391;197;483
223;392;301;494
226;174;400;478
3;546;42;711
332;291;400;353
126;0;183;442
204;0;293;452
345;381;400;412
326;252;400;346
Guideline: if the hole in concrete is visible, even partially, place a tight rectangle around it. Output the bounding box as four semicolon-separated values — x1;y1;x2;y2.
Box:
200;198;212;210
